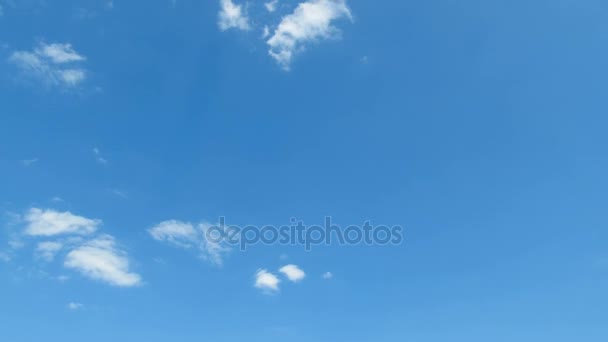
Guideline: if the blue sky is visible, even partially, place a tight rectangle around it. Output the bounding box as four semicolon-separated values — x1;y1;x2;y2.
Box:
1;0;608;341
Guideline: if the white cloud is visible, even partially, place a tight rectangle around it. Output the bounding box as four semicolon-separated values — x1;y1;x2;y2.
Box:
218;0;250;31
255;269;280;292
24;208;101;237
36;241;63;261
9;42;87;88
149;220;233;266
279;264;306;282
322;271;333;279
267;0;352;70
265;0;278;12
67;302;84;310
64;235;142;287
149;220;199;249
35;43;85;64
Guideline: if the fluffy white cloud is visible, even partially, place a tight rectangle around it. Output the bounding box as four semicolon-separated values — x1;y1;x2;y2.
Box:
9;42;87;88
67;302;84;310
279;264;306;282
267;0;352;70
218;0;250;31
265;0;278;12
64;235;142;287
36;241;63;261
149;220;232;266
255;269;280;292
24;208;100;237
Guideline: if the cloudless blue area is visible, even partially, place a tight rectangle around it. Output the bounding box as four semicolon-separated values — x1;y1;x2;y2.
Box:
1;0;607;341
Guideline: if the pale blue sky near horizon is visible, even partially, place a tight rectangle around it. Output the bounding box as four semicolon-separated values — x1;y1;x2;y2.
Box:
1;0;608;341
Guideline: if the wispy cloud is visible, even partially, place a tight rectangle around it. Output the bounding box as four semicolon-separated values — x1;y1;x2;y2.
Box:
9;42;87;88
64;235;142;287
36;241;63;261
322;271;333;279
67;302;84;310
255;269;280;293
21;158;38;167
0;252;10;263
265;0;279;12
267;0;352;70
218;0;250;31
93;148;108;165
109;189;128;199
262;25;271;39
149;220;199;249
279;264;306;282
149;220;232;266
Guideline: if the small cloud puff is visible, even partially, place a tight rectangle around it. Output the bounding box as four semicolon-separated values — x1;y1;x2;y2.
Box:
255;269;280;293
218;0;250;31
67;302;84;310
279;264;306;282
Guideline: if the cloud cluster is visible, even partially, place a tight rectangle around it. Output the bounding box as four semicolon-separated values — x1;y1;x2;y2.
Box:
218;0;352;70
9;42;87;88
148;220;232;266
12;208;141;287
254;264;306;294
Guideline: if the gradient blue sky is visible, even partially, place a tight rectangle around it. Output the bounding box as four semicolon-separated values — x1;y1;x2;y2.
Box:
1;0;608;341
